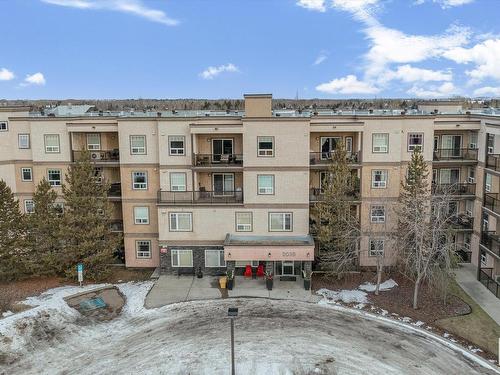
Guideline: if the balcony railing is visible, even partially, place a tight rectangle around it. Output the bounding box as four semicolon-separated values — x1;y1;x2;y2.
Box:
309;187;360;202
110;220;123;232
73;150;120;162
193;154;243;167
433;148;478;161
455;243;472;263
479;268;500;299
309;151;361;165
486;154;500;171
431;183;476;196
158;190;243;205
480;231;500;258
448;214;473;230
484;193;500;215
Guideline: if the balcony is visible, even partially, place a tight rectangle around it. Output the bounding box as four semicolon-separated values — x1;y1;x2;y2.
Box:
448;214;473;230
309;187;360;202
193;154;243;168
455;243;472;263
158;190;243;205
484;193;500;215
480;231;500;259
431;183;476;196
432;148;478;162
110;220;123;232
479;268;500;299
486;154;500;172
309;151;361;166
73;150;120;163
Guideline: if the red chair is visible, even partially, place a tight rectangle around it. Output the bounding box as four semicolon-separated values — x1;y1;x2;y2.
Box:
256;264;265;278
244;265;252;279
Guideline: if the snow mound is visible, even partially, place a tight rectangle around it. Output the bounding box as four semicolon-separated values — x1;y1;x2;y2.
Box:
358;279;398;292
317;288;368;304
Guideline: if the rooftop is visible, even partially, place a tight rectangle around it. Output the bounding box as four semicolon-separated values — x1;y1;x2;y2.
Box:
224;234;315;247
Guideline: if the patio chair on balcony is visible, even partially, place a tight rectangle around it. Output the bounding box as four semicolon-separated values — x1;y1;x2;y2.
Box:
220;154;230;164
256;264;265;278
244;265;252;279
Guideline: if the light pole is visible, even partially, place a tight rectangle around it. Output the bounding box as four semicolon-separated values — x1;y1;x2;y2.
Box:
228;307;238;375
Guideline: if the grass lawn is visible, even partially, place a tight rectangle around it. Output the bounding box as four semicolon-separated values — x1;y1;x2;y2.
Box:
435;280;500;355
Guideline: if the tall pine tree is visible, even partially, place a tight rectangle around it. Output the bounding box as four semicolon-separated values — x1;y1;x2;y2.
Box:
0;180;28;280
61;151;121;280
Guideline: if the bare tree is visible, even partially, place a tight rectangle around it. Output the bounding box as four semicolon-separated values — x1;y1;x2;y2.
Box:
311;143;361;278
394;148;459;309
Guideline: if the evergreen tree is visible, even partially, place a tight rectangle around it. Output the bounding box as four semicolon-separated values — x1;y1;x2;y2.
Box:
25;178;62;276
311;143;360;277
0;180;28;280
61;151;121;280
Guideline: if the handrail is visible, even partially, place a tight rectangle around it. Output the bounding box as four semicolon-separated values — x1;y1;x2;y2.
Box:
73;150;120;162
158;190;243;204
193;154;243;167
431;183;476;195
309;151;361;165
432;148;478;161
479;268;500;299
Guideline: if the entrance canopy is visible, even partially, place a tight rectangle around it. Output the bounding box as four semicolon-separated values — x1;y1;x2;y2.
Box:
223;234;314;262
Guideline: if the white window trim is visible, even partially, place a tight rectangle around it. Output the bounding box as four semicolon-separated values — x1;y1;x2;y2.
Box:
134;206;149;225
235;212;252;232
372;133;389;153
171;249;193;267
369;239;385;257
18;134;30;149
169;212;193;232
47;169;62;186
170;172;187;192
130;135;147;155
485;173;492;193
87;133;101;151
257;136;274;157
257;175;274;195
370;205;385;223
136;240;152;259
0;121;8;131
44;134;60;153
21;167;32;182
269;212;292;232
169;135;185;155
205;249;226;268
132;171;148;190
407;133;424;152
371;170;388;189
24;199;34;214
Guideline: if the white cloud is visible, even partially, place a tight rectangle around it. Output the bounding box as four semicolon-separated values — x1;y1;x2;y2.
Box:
296;0;326;12
22;72;46;86
313;51;328;65
0;68;15;81
199;63;239;80
435;0;474;8
380;64;453;83
316;74;380;94
473;86;500;97
443;38;500;82
41;0;179;26
407;82;456;98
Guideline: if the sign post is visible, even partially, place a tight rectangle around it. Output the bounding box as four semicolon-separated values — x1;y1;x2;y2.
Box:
77;263;84;287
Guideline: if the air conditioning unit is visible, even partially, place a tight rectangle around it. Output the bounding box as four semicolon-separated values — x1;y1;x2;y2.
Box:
90;152;101;160
468;177;475;183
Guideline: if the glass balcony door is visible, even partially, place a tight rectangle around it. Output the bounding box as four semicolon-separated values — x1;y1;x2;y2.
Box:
212;173;234;196
212;139;233;162
321;137;342;160
441;135;462;157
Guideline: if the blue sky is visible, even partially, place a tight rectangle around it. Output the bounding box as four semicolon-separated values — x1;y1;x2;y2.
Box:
0;0;499;99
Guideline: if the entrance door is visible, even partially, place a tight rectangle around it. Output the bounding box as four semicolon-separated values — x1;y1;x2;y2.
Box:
282;261;294;276
212;139;233;162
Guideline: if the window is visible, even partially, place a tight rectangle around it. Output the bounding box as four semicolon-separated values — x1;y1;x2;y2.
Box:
18;134;30;149
170;172;186;191
169;212;192;231
205;249;225;267
171;249;193;267
136;240;151;259
469;133;478;149
480;250;486;266
130;135;146;154
132;171;147;190
0;121;7;131
433;136;439;151
47;169;62;186
408;133;424;152
44;134;60;153
87;133;101;150
369;239;384;256
257;175;274;195
21;167;32;181
371;170;388;188
236;212;252;232
345;137;353;153
485;173;492;192
134;207;149;224
169;136;185;155
432;169;437;184
24;199;35;214
93;167;103;183
321;137;341;159
269;212;292;232
258;136;274;156
370;205;385;223
468;167;475;183
487;134;494;154
466;200;474;217
439;168;459;184
372;133;389;153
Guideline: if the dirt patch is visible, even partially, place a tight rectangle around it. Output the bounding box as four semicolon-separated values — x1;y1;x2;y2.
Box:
64;286;125;321
100;267;153;283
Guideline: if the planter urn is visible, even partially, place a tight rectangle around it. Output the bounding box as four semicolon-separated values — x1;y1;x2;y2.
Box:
304;279;311;290
266;279;273;290
227;278;234;290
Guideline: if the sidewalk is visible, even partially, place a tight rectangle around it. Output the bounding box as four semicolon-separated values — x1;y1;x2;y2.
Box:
455;263;500;326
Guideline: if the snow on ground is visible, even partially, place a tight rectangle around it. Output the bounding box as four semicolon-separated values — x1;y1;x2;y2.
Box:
316;288;368;304
358;278;398;292
0;281;498;375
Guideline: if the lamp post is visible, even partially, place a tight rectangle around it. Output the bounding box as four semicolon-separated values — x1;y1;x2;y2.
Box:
228;307;238;375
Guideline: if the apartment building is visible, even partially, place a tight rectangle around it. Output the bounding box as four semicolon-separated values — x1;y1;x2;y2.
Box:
0;95;499;297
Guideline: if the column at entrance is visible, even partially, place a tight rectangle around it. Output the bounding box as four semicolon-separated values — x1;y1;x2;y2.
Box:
265;261;273;274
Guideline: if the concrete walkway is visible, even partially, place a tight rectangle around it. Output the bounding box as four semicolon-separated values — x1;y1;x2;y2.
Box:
455;263;500;326
145;275;320;308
